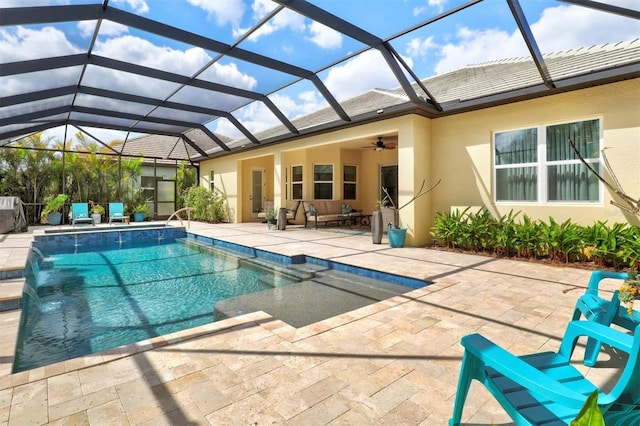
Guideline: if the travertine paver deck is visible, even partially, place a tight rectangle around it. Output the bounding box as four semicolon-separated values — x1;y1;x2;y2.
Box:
0;222;625;425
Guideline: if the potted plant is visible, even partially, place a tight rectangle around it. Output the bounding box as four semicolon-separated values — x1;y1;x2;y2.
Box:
41;194;68;225
90;201;105;224
381;179;441;247
264;208;277;229
132;203;150;222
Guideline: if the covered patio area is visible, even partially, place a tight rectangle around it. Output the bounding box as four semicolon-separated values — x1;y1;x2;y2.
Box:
0;222;623;424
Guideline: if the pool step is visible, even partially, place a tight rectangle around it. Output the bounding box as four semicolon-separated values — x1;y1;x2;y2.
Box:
213;270;415;328
0;276;24;311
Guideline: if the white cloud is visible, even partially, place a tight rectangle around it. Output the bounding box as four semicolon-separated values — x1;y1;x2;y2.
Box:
187;0;246;27
266;90;326;123
435;27;527;74
89;35;258;110
307;21;342;49
244;6;306;42
94;35;211;77
232;101;284;134
200;61;258;91
294;90;327;118
111;0;149;14
406;35;439;58
0;26;83;96
0;26;81;62
530;3;640;52
210;118;243;140
251;0;279;20
428;1;640;75
78;20;129;38
413;0;447;17
428;0;447;13
323;50;407;101
42;126;129;148
413;6;427;17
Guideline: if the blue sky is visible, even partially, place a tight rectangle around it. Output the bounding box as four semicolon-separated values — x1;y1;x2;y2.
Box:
1;0;639;146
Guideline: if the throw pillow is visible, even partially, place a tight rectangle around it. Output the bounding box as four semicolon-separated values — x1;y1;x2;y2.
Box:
309;204;318;215
341;203;352;214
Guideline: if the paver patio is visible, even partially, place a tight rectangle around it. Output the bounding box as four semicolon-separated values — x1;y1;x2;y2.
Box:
0;222;625;425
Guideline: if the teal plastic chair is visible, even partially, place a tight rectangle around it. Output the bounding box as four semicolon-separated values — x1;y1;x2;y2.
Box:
449;321;640;426
108;203;127;225
71;203;94;227
572;270;639;366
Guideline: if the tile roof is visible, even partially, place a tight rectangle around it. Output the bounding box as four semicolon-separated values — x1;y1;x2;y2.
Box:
126;40;640;160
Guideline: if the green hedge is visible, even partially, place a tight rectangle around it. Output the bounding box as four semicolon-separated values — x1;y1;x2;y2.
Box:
182;186;228;223
431;208;640;270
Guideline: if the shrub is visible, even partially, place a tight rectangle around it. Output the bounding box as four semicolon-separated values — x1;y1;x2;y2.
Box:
182;186;228;223
430;210;639;271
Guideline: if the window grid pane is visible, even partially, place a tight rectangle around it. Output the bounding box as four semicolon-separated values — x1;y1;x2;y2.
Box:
314;164;333;181
343;165;356;181
495;128;537;165
496;167;537;201
547;119;599;161
547;163;599;201
314;183;333;200
292;165;303;182
344;183;356;200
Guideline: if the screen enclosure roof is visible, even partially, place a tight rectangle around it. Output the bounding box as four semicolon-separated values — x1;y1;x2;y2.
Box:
1;0;639;161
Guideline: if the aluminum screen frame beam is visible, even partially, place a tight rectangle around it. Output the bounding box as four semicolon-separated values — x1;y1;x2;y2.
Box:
507;0;555;89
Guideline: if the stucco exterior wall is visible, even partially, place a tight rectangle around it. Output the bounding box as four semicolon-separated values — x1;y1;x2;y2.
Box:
431;78;640;226
199;78;639;239
199;157;240;222
201;116;410;224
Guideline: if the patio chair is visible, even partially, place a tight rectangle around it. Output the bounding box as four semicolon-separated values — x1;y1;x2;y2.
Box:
108;202;128;225
572;270;639;366
71;203;94;227
449;321;640;426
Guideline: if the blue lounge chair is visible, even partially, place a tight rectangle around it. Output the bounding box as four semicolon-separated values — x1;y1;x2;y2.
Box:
108;203;128;225
449;321;640;426
572;270;639;366
71;203;94;227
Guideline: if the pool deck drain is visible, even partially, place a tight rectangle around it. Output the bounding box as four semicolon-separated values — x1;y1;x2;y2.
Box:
0;222;620;425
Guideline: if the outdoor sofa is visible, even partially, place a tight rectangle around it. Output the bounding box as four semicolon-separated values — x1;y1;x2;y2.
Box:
302;200;361;229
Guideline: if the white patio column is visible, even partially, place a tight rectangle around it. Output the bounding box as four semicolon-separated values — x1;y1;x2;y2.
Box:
273;150;284;209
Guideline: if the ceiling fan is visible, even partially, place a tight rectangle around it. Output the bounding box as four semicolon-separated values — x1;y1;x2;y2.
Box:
362;137;396;151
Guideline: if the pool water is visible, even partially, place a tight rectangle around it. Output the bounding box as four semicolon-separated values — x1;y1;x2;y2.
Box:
14;238;305;372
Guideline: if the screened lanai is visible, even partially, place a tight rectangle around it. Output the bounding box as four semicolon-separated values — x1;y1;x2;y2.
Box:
1;0;639;225
2;0;639;160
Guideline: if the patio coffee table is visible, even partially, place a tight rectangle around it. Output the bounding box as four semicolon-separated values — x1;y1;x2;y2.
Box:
340;212;371;228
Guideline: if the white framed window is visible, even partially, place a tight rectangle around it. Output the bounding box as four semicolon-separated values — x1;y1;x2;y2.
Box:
313;163;333;200
494;118;601;203
343;164;357;200
291;165;303;200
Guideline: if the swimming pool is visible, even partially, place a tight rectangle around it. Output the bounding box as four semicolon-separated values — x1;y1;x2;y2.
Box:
14;236;309;372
